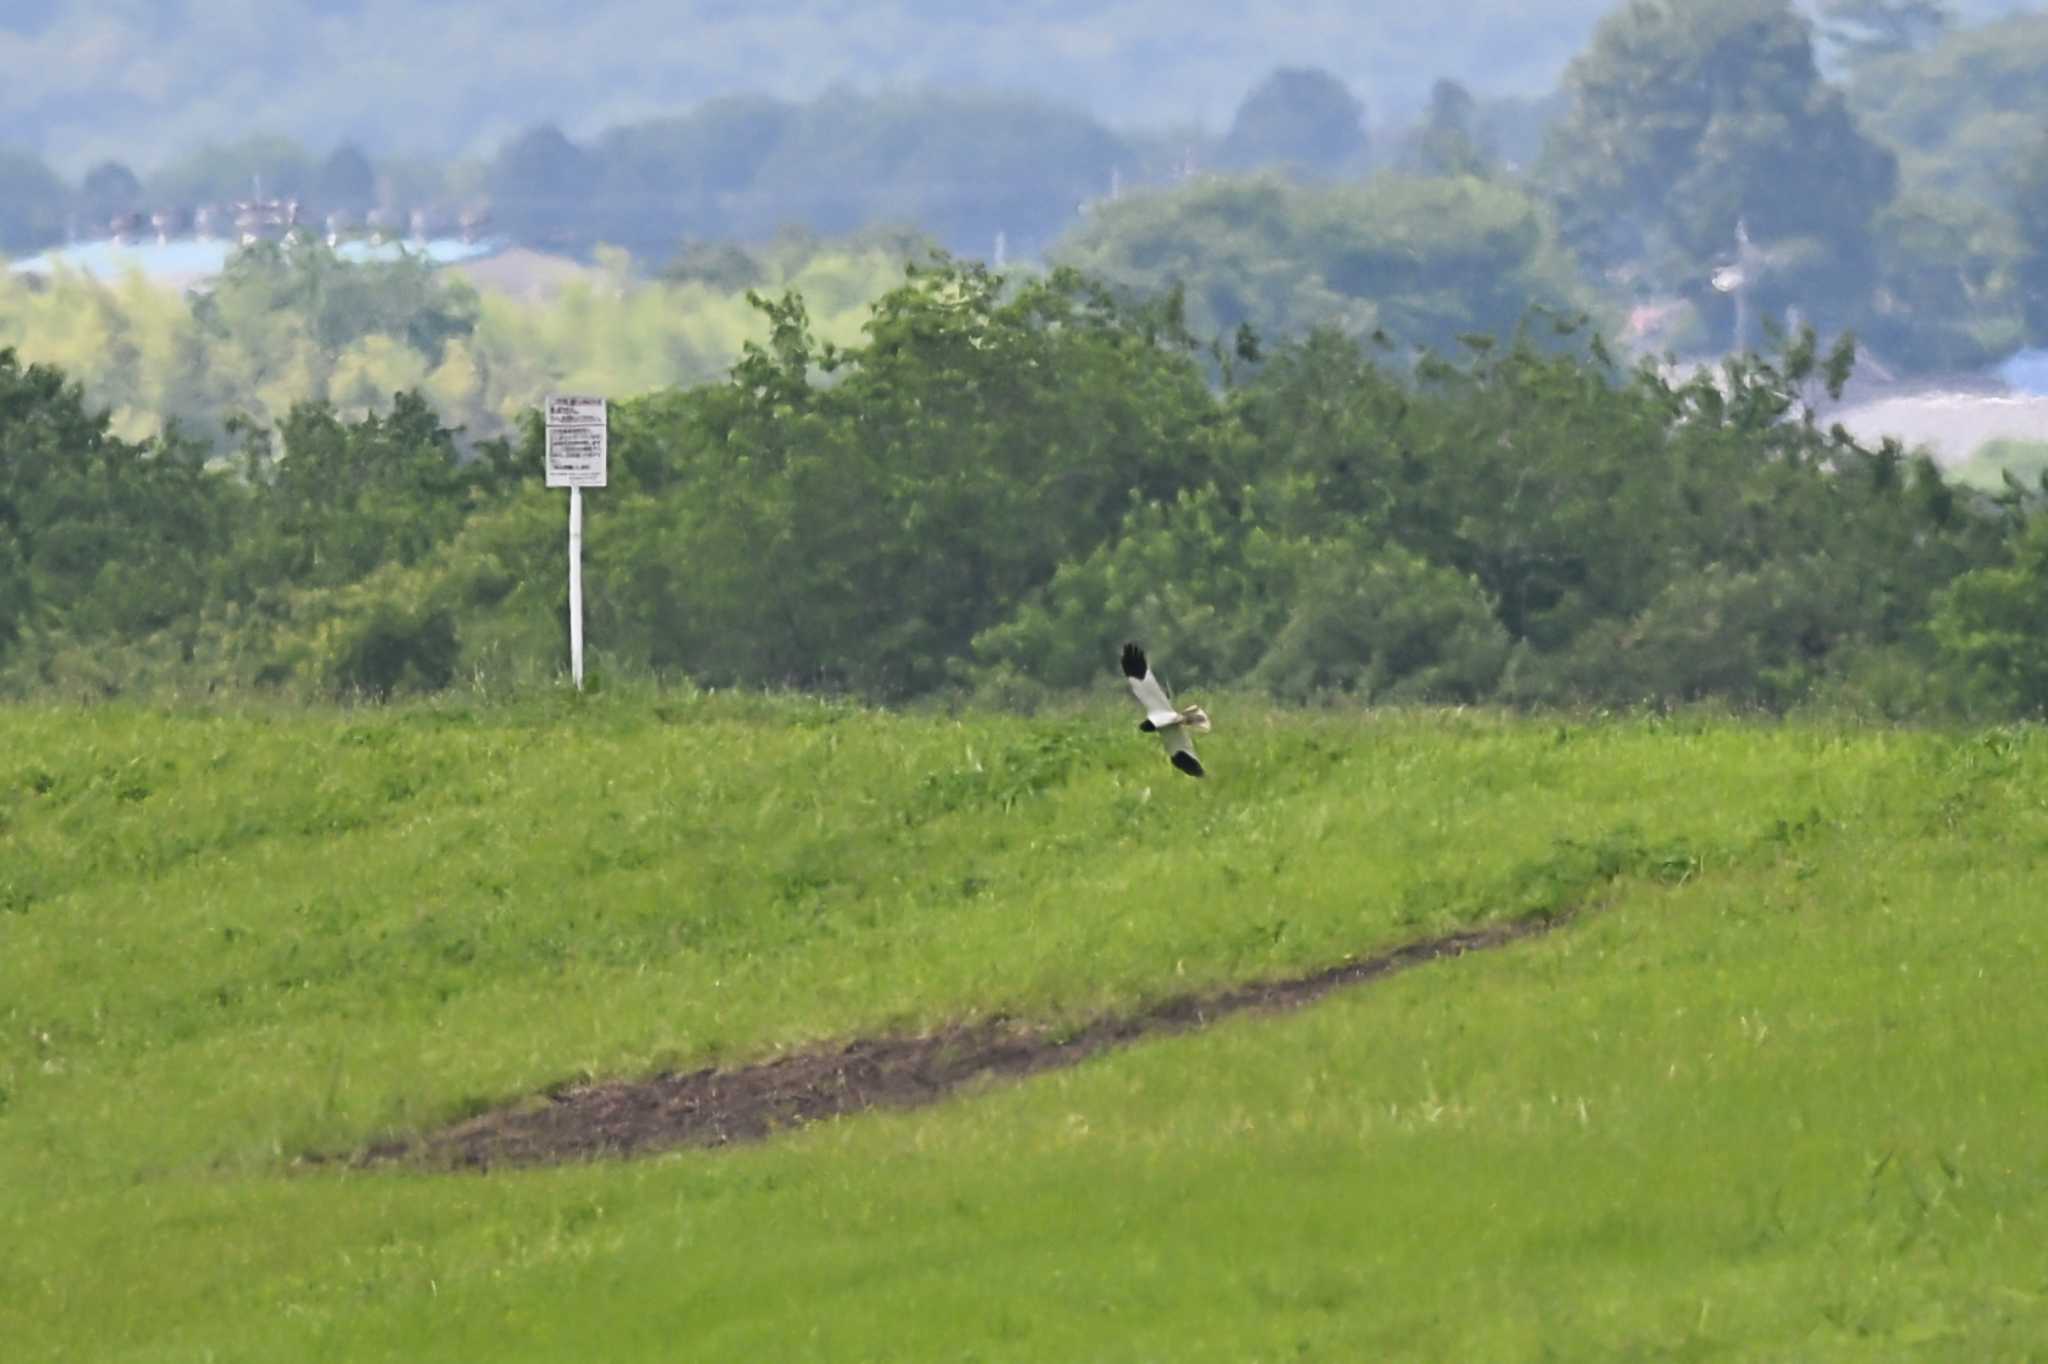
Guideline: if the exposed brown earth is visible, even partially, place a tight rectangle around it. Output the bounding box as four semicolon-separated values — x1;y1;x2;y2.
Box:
348;914;1562;1172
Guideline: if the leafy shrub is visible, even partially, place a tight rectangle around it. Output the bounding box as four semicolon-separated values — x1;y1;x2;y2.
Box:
1250;542;1510;702
314;593;460;699
1930;516;2048;715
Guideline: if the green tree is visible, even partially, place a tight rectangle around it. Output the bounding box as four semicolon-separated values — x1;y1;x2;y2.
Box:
148;135;315;208
0;148;68;252
976;316;1997;711
972;486;1306;693
1543;0;1897;330
1579;556;1866;707
1249;540;1511;703
1411;79;1491;178
487;124;600;251
732;90;1129;255
1866;190;2025;370
0;348;229;653
230;390;513;594
307;567;462;699
1054;173;1592;356
592;96;797;256
660;240;769;293
316;143;377;216
77;160;143;234
1846;11;2048;205
1931;512;2048;714
1216;68;1367;177
192;240;481;395
599;260;1222;696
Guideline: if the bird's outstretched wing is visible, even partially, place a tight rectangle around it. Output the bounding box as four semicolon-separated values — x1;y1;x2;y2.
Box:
1159;723;1205;778
1121;643;1182;730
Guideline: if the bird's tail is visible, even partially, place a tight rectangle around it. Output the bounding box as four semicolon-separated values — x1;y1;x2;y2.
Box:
1179;705;1212;734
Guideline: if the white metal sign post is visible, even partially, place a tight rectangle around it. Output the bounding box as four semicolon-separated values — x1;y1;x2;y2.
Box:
544;395;607;690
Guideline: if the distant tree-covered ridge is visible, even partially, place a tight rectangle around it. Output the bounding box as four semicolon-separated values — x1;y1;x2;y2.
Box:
1054;172;1598;359
1543;0;1899;332
4;0;2044;389
510;88;1132;261
1;170;1591;456
1839;9;2048;366
6;257;2046;717
1846;4;2048;204
6;0;1803;174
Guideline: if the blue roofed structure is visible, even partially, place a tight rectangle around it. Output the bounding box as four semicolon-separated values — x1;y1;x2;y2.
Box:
8;234;502;290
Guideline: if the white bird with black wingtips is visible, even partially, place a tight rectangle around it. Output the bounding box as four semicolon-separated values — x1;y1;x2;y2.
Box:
1121;642;1209;778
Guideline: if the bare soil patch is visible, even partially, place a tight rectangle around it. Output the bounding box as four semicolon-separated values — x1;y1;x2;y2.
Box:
351;916;1559;1171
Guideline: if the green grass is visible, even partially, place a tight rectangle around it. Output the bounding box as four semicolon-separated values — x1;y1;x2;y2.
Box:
4;690;2047;1359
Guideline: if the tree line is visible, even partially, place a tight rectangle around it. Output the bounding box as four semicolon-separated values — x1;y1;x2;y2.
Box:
0;233;914;448
0;175;1607;456
0;0;1682;175
9;1;2045;388
6;257;2048;717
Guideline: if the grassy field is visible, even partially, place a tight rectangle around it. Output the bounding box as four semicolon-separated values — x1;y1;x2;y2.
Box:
3;689;2046;1359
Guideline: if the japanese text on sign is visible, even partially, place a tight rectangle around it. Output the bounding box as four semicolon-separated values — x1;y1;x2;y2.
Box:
544;394;607;488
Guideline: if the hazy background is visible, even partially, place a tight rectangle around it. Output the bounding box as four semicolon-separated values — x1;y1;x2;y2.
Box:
4;0;2047;440
5;0;2038;171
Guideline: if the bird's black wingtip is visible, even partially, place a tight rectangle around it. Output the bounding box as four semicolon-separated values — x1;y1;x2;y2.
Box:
1120;642;1147;680
1171;750;1205;778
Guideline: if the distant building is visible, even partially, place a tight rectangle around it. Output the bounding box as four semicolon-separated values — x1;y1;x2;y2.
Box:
9;233;504;292
9;186;505;291
231;197;302;244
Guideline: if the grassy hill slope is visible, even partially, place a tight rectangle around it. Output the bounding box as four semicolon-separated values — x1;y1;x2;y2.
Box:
3;692;2046;1358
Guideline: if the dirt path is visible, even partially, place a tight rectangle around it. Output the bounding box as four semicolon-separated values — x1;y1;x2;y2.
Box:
349;915;1563;1171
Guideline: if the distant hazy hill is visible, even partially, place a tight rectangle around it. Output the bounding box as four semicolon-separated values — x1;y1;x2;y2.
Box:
7;0;2033;173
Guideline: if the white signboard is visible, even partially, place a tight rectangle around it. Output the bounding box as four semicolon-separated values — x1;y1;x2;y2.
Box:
546;393;605;689
545;394;607;488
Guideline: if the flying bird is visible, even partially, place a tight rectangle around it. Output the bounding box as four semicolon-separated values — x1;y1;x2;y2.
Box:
1121;642;1209;778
